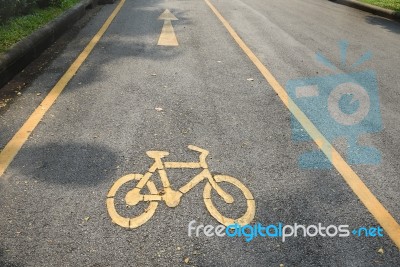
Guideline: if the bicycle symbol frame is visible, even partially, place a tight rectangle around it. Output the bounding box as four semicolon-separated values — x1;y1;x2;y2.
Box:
106;145;255;229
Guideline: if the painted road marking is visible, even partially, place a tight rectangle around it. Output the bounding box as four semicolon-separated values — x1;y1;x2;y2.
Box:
106;145;255;228
157;9;179;46
0;0;126;178
203;0;400;249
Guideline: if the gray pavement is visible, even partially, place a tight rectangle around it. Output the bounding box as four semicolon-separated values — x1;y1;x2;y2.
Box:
1;0;400;266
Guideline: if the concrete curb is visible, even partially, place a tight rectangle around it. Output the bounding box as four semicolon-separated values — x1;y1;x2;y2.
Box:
331;0;400;22
0;0;97;89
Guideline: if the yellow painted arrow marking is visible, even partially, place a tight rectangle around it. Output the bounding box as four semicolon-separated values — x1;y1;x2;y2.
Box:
157;9;179;46
158;9;178;21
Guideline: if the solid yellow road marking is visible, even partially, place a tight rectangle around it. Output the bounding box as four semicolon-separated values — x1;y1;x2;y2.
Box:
203;0;400;249
158;9;179;46
0;0;126;178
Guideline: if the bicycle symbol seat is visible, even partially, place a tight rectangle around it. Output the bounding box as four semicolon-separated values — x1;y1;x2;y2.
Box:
106;145;255;229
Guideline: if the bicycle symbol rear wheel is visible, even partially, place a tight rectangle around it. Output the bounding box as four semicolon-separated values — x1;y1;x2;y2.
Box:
106;174;159;229
203;175;255;226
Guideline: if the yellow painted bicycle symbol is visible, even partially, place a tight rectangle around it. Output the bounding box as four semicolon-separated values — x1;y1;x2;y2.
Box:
106;145;255;229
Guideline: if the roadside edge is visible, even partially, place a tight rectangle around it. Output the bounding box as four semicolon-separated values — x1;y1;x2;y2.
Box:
331;0;400;22
0;0;98;89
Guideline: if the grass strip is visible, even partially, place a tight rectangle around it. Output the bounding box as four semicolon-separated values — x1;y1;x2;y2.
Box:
0;0;79;53
359;0;400;12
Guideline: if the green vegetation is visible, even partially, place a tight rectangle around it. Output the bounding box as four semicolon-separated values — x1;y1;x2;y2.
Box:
360;0;400;12
0;0;79;53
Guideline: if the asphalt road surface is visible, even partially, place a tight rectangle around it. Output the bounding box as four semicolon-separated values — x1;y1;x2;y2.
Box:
1;0;400;266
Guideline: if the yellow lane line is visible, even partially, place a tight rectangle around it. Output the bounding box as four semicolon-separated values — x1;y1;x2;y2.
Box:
203;0;400;249
0;0;126;178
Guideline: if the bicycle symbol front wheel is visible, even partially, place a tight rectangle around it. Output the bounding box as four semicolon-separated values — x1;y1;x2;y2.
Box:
203;175;255;226
106;174;158;229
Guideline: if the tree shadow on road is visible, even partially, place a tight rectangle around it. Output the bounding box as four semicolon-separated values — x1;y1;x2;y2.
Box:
365;15;400;34
0;247;22;267
14;142;118;186
69;6;193;88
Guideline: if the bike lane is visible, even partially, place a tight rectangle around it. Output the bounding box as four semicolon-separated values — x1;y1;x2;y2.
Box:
0;0;399;266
